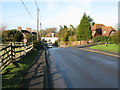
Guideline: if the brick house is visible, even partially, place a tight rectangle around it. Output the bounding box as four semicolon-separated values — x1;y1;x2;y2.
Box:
17;26;37;39
92;24;116;37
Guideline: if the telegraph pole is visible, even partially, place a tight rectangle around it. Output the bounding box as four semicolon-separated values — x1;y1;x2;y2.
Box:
39;10;41;40
37;8;39;41
40;22;42;39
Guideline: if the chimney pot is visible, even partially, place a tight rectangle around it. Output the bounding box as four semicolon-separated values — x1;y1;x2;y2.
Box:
18;26;22;31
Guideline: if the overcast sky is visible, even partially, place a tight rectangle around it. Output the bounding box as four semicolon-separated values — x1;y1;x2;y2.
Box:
0;0;119;31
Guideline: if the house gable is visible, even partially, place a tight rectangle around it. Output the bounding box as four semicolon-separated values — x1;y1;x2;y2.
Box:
92;24;105;37
92;24;116;37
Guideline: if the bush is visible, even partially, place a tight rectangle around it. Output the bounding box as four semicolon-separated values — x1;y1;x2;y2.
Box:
93;36;109;43
53;41;59;46
109;31;120;44
68;36;74;41
2;30;23;42
26;34;32;42
33;40;44;50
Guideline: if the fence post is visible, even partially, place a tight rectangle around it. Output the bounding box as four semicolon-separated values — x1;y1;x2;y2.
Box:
24;43;26;56
11;43;13;62
11;43;15;62
20;43;22;57
11;43;20;67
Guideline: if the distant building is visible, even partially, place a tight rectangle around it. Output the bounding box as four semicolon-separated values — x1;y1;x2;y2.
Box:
41;33;58;43
17;26;37;39
92;24;116;37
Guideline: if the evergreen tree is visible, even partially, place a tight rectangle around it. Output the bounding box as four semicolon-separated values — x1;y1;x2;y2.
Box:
2;29;23;42
77;13;92;41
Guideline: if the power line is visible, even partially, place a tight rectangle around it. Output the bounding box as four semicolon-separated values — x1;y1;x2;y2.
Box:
33;0;41;20
34;0;41;19
34;0;39;8
21;0;35;19
2;10;36;19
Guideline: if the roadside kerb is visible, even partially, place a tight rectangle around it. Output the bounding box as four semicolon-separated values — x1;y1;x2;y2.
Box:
79;48;120;58
44;50;51;88
44;49;53;88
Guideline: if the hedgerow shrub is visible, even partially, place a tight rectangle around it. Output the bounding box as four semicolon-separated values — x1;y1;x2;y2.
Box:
33;40;44;50
93;36;109;43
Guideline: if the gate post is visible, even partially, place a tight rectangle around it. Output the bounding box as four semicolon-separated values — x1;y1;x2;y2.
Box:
11;43;13;62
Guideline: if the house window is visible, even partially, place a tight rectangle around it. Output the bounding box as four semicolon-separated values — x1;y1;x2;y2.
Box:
93;31;96;33
111;31;115;33
104;31;107;33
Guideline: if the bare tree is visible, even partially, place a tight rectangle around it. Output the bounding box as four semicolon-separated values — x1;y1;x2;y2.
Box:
0;24;7;31
0;24;7;44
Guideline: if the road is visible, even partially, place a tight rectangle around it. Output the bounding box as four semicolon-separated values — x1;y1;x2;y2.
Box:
48;47;118;88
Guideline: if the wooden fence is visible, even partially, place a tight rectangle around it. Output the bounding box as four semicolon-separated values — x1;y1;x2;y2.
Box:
59;41;93;47
0;42;33;71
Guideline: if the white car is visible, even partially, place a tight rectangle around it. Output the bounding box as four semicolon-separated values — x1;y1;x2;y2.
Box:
47;44;53;48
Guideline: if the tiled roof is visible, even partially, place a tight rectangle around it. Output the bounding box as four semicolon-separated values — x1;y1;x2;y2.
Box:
21;30;30;33
92;24;105;30
94;24;105;26
102;26;115;31
92;24;116;37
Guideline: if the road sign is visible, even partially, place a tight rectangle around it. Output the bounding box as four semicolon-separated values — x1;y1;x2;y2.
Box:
23;39;27;55
24;39;27;43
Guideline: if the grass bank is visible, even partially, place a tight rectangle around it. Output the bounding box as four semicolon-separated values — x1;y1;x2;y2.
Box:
2;49;40;88
89;44;120;53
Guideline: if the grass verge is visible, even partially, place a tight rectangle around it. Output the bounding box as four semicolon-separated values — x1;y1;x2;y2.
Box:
89;44;120;53
2;49;40;88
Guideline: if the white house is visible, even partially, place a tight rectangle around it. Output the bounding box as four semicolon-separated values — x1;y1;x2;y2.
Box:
41;33;58;43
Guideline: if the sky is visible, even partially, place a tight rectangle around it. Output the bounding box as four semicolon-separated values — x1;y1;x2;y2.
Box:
0;0;119;31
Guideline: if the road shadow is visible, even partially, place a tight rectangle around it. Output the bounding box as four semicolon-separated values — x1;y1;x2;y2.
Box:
23;50;46;88
46;49;74;88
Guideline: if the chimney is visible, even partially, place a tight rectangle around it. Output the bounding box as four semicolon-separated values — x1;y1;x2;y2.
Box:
18;26;22;31
26;28;31;32
51;33;55;37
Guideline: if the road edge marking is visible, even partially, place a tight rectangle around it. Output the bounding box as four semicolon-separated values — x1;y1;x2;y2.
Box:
79;48;120;58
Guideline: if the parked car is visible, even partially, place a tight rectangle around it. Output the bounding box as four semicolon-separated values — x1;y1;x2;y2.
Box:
47;44;53;48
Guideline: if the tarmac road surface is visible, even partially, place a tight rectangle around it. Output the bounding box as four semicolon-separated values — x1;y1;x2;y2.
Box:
48;47;118;88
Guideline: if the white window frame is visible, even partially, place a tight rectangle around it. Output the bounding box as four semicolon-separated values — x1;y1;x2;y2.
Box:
103;30;107;33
